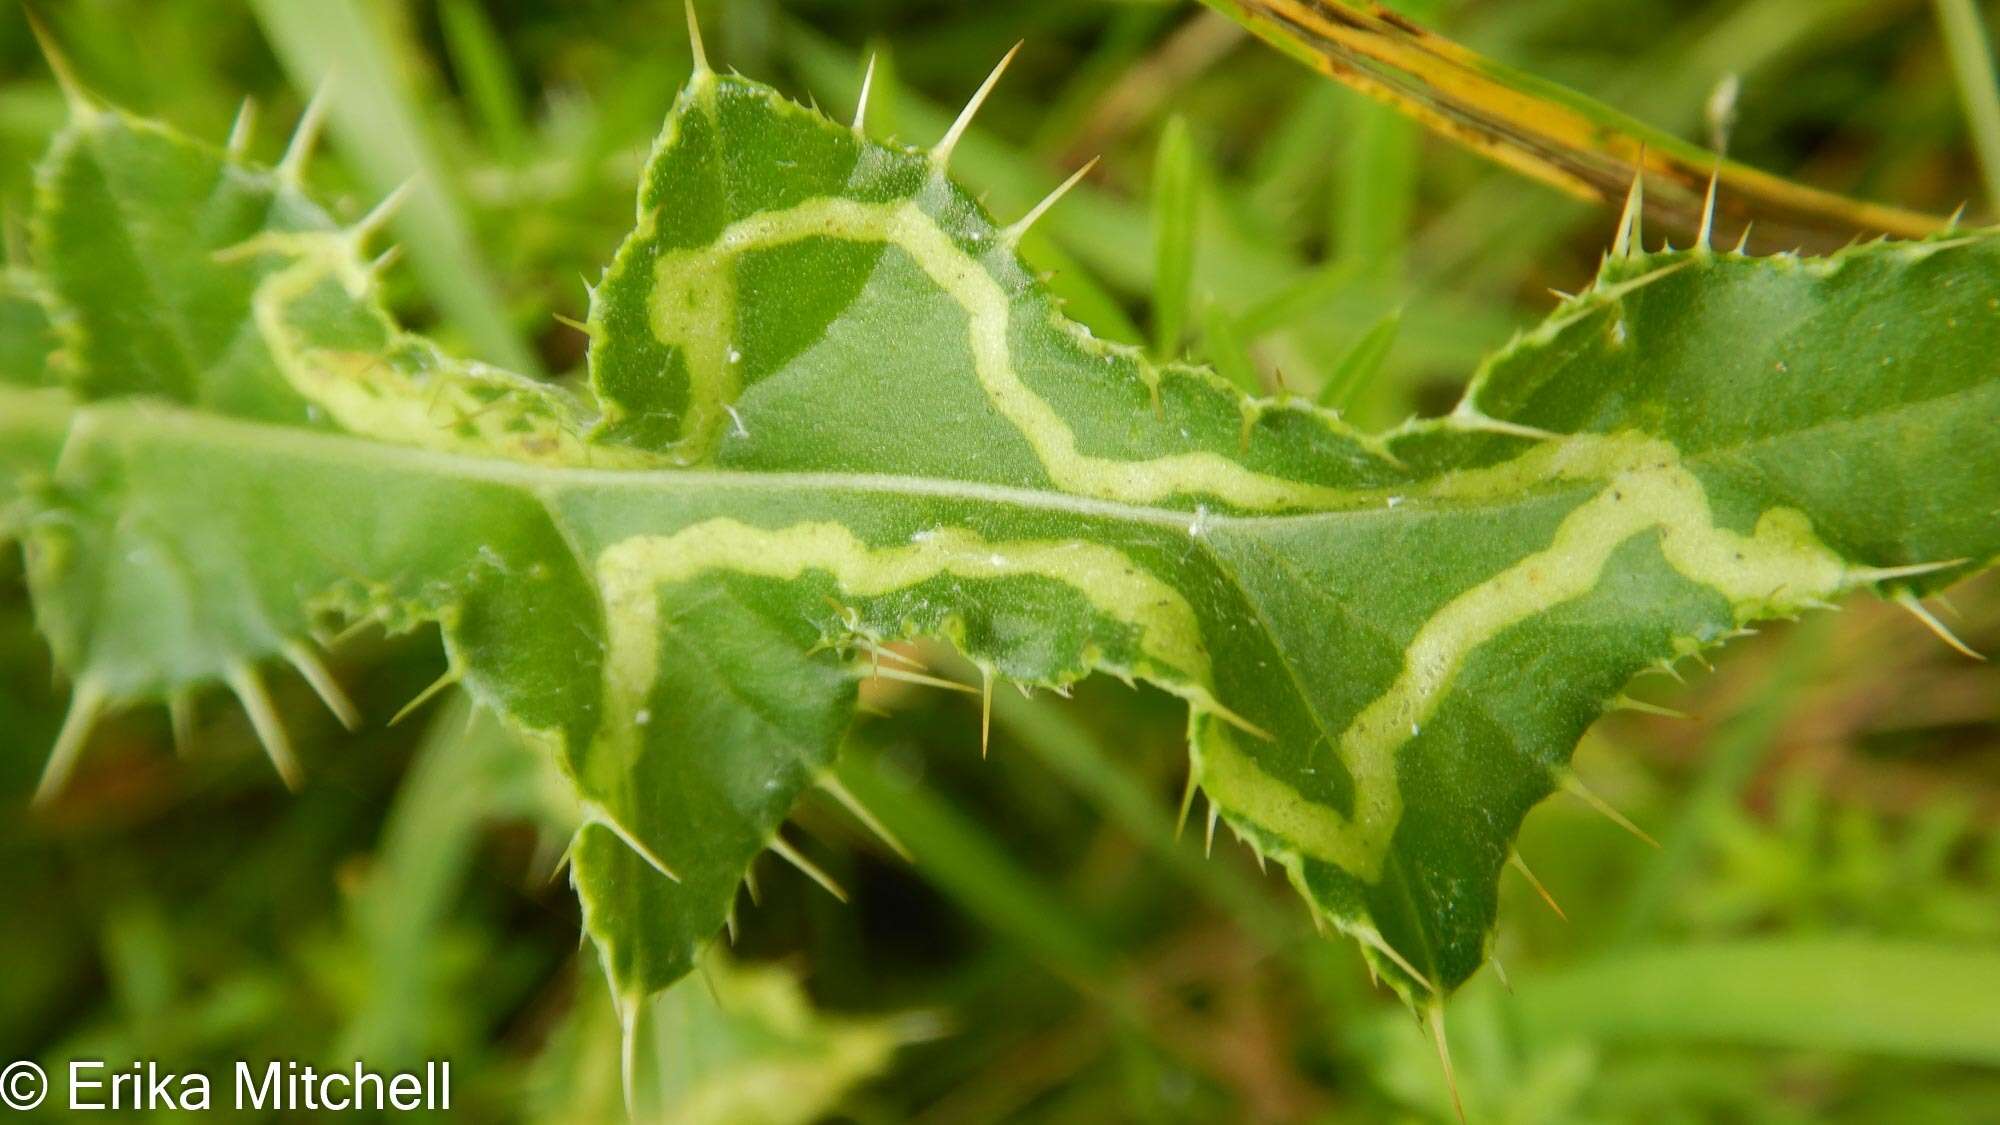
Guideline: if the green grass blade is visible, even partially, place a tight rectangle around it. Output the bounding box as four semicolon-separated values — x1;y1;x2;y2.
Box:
1332;102;1418;277
1516;939;2000;1063
1199;303;1265;394
439;0;530;165
1933;0;2000;214
1315;305;1400;410
1151;116;1198;357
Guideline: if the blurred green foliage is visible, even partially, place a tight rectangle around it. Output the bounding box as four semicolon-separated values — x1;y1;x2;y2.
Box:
3;1;1998;1120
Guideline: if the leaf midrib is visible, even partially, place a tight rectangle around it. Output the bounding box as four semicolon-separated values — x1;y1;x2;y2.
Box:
19;373;1978;546
23;391;1224;532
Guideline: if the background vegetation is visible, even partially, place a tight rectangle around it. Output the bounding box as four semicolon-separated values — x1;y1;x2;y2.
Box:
3;0;1998;1120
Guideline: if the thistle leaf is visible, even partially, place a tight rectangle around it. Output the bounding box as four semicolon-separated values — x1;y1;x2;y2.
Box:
6;67;1997;1018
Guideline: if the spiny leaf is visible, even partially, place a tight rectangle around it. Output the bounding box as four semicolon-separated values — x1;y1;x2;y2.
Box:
4;59;1997;1026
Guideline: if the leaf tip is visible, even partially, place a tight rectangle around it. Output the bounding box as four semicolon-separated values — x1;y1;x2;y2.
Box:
225;97;258;158
1612;153;1645;258
1507;851;1568;922
33;677;109;807
1175;771;1199;841
820;775;912;862
582;799;683;884
853;53;878;135
1697;162;1721;251
1445;406;1562;443
1896;592;1987;661
389;666;461;726
1561;773;1658;848
1356;924;1437;997
934;42;1021;171
226;662;303;791
684;0;710;75
1609;693;1690;721
1003;156;1098;247
278;76;333;184
979;666;994;758
167;691;197;760
23;6;96;120
352;179;417;246
770;834;848;902
282;640;362;731
1426;1001;1467;1125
